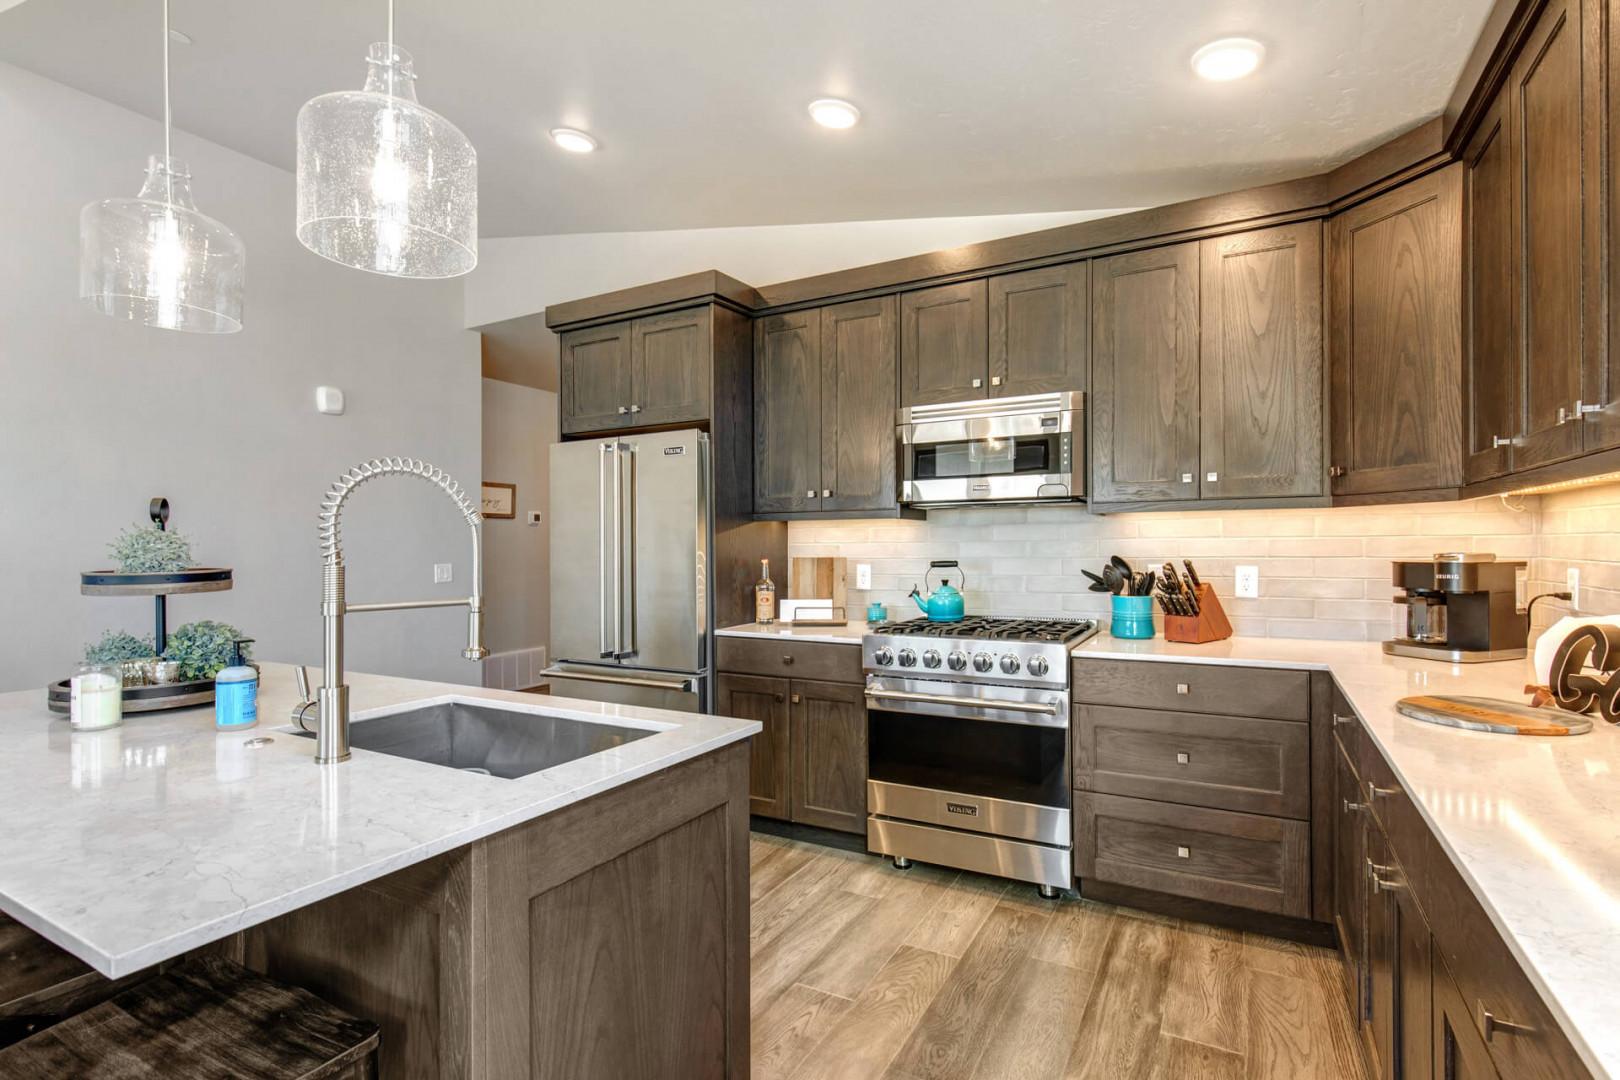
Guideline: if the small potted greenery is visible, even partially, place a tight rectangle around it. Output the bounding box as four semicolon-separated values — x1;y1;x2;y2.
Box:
106;522;195;574
162;620;251;682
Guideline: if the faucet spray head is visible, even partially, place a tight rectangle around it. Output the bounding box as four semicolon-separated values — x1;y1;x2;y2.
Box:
463;598;488;661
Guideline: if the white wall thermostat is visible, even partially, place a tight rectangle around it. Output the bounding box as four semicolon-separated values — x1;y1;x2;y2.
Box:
315;386;346;415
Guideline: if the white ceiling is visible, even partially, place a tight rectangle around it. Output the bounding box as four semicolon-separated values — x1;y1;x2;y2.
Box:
0;0;1494;238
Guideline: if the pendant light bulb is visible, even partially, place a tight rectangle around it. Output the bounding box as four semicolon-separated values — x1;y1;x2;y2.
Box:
79;0;246;333
295;0;478;278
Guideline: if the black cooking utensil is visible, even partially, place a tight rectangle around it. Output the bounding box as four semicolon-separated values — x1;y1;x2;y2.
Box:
1110;555;1133;579
1082;569;1110;593
1102;565;1125;595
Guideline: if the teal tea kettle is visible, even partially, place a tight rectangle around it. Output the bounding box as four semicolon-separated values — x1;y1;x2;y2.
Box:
910;560;967;623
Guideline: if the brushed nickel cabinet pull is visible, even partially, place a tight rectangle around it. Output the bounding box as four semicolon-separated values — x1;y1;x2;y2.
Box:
1175;751;1190;765
822;489;831;498
1206;471;1218;483
1478;1002;1534;1042
1181;473;1194;483
1333;712;1356;726
1343;798;1365;814
1367;780;1397;800
1175;845;1190;859
791;693;801;704
617;405;629;414
806;490;816;498
1574;400;1603;420
1175;683;1190;695
1329;465;1345;477
629;404;642;413
990;376;1003;386
971;377;983;388
1492;435;1514;448
782;655;794;665
1370;864;1405;893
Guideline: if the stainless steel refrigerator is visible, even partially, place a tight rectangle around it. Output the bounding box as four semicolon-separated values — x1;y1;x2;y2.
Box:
543;429;711;712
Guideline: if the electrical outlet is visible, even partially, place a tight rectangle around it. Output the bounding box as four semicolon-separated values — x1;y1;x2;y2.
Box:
1235;565;1260;598
434;563;453;584
1568;566;1581;609
527;510;542;526
1515;567;1528;612
855;563;873;590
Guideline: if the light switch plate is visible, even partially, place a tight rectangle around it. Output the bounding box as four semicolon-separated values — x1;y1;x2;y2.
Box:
434;563;453;584
1235;565;1260;598
855;563;873;590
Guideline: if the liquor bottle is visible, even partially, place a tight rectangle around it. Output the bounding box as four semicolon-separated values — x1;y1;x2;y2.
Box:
755;559;777;624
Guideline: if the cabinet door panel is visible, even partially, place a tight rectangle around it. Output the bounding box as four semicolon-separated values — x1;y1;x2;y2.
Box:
1329;167;1463;495
1396;885;1434;1080
753;310;823;514
821;297;898;513
631;308;711;427
716;674;791;819
1433;959;1503;1080
1463;95;1520;482
789;680;867;834
900;281;989;406
1200;222;1324;499
1091;243;1201;503
1333;741;1367;1022
1365;829;1396;1078
560;323;633;435
988;263;1089;397
1513;0;1589;469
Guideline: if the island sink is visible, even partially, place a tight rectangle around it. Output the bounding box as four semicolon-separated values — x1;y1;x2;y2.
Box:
291;698;660;779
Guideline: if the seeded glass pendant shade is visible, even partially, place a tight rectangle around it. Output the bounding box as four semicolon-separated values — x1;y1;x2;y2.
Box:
80;0;245;333
296;12;478;279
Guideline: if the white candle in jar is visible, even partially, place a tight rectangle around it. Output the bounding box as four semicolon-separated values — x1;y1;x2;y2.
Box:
70;666;123;730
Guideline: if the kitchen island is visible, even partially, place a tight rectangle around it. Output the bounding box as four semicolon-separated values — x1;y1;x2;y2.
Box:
0;662;759;1078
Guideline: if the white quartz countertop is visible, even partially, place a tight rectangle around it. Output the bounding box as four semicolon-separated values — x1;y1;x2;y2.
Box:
1075;634;1620;1079
0;662;758;979
718;620;869;644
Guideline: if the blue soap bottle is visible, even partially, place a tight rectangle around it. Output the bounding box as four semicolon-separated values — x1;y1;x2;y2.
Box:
215;638;258;731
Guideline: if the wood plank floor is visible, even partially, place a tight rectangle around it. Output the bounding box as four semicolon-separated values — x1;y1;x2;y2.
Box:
749;833;1368;1080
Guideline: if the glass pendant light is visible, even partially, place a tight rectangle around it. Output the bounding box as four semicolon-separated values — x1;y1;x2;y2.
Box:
80;0;246;333
295;0;477;278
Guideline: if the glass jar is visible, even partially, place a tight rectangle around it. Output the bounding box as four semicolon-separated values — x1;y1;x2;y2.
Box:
70;662;124;730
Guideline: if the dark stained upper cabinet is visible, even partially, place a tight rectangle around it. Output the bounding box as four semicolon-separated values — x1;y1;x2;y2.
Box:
630;307;711;428
1464;95;1520;483
988;262;1090;397
559;323;634;436
1329;166;1464;496
1199;222;1324;499
900;280;989;406
753;309;823;514
820;296;899;514
1090;242;1201;504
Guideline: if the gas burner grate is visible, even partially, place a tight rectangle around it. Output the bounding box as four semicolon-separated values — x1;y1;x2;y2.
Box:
869;615;1098;644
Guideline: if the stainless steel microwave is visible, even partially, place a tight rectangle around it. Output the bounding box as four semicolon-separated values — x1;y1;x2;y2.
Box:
899;391;1084;507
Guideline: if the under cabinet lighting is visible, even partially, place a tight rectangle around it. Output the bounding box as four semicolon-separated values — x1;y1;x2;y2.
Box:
549;128;598;153
1502;469;1620;496
808;99;861;129
1191;38;1265;81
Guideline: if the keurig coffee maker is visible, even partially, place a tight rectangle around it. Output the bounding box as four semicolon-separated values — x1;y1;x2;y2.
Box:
1384;552;1529;662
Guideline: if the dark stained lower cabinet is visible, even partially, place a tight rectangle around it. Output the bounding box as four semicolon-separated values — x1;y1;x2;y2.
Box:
715;673;791;818
900;280;989;406
1200;221;1324;499
987;262;1089;397
243;744;752;1080
789;680;867;833
1329;167;1463;496
1434;959;1503;1080
1363;828;1397;1077
1090;242;1201;503
1395;883;1434;1080
1332;736;1369;1020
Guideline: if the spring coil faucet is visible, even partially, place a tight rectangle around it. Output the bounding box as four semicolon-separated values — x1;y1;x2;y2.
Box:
297;457;488;764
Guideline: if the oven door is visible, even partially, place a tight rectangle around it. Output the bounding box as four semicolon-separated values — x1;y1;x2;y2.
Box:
900;393;1081;506
865;675;1072;886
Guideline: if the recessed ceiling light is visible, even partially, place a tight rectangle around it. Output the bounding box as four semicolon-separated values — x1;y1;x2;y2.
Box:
808;99;860;130
1191;38;1265;81
549;127;598;153
167;28;193;45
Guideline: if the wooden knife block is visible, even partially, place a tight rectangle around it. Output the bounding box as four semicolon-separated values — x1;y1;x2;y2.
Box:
1164;584;1233;644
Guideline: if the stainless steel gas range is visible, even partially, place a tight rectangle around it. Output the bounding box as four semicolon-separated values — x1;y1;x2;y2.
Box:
862;615;1099;897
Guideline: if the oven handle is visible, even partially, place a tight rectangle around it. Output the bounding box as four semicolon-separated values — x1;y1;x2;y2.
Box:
863;687;1065;725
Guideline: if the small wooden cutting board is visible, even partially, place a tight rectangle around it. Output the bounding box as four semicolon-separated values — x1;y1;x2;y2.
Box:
1396;695;1592;736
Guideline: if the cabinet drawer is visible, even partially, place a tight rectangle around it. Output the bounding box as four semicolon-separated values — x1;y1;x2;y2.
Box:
1075;792;1310;917
1072;659;1310;721
1355;729;1432;908
1330;685;1363;772
716;636;862;684
1075;704;1310;818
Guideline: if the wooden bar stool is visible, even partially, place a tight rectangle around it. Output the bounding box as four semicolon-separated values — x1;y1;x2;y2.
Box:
0;955;380;1078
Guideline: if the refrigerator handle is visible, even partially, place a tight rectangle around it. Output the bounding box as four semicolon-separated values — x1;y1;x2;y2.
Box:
599;443;618;658
616;443;637;658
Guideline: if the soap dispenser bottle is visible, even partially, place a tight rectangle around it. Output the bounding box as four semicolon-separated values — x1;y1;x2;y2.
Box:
215;639;258;731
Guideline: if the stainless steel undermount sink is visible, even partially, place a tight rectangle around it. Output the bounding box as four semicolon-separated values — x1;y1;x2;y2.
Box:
291;698;662;779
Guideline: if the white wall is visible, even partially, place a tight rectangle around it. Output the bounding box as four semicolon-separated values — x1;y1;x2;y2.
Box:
480;378;555;657
463;209;1132;329
0;62;481;692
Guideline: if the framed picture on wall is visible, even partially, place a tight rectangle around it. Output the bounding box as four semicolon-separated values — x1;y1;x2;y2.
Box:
481;482;516;519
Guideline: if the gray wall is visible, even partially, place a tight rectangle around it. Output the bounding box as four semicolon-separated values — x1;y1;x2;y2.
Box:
0;62;481;692
480;378;555;657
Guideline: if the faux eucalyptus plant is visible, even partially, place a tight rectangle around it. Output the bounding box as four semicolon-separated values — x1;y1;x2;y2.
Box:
82;629;156;665
107;522;195;574
162;620;249;681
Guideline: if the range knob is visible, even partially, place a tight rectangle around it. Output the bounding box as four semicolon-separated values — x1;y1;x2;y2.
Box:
873;647;894;666
972;652;994;673
922;649;942;669
999;654;1021;674
897;648;918;667
947;651;969;671
1027;655;1050;677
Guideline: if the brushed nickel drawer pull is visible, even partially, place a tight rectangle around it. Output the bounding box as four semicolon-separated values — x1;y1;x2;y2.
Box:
791;693;801;704
629;404;642;413
971;377;983;388
1343;798;1364;814
782;655;794;665
1369;864;1405;893
1181;473;1194;484
1176;845;1190;859
1329;464;1345;477
617;405;629;414
1332;713;1356;726
990;376;1003;386
822;489;831;498
1175;751;1190;765
1206;471;1218;483
1367;780;1397;800
1175;683;1190;695
1478;1002;1535;1042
